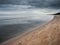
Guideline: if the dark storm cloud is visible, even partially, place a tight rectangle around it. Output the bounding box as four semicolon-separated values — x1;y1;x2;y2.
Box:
44;0;60;8
0;0;60;8
28;0;60;8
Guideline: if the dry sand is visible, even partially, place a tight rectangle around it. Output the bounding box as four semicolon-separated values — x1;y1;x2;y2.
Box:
1;15;60;45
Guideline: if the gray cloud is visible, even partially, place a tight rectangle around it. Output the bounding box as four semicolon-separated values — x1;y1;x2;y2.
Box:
0;0;60;9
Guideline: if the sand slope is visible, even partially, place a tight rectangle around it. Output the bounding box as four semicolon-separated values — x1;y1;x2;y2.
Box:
1;15;60;45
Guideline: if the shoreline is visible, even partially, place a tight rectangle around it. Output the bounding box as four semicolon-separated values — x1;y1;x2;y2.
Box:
1;15;54;45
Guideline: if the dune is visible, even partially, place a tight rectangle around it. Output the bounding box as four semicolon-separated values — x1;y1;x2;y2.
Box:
1;15;60;45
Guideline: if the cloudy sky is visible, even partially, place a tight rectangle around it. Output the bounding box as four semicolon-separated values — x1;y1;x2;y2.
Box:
0;0;60;9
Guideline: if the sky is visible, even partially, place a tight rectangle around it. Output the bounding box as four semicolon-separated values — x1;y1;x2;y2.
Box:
0;0;60;9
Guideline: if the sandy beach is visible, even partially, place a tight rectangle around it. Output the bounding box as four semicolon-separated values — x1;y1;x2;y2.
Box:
1;15;60;45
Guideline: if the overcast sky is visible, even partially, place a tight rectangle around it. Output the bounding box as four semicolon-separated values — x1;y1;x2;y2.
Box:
0;0;60;9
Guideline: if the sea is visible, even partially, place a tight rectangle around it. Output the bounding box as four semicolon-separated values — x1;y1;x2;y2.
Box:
0;4;59;44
